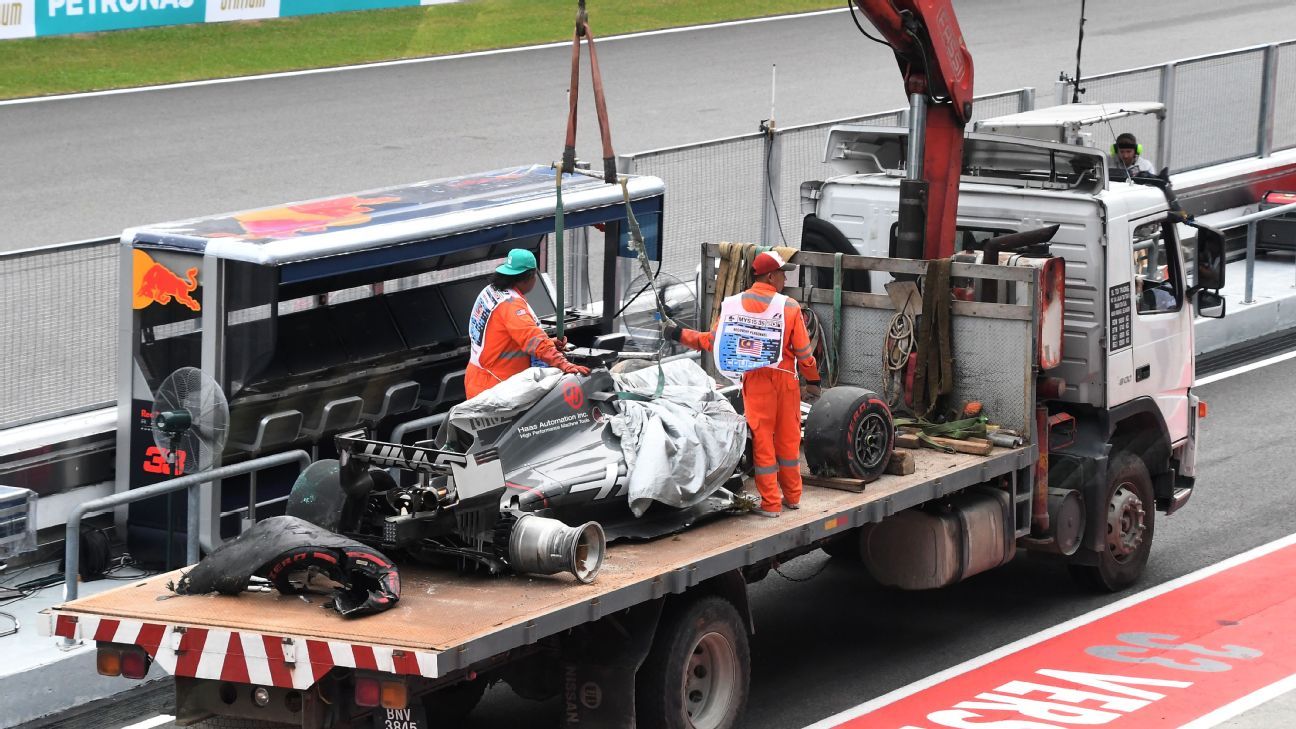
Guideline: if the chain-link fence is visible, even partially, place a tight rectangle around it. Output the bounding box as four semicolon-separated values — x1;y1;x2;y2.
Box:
1059;40;1296;172
0;239;117;429
3;41;1292;431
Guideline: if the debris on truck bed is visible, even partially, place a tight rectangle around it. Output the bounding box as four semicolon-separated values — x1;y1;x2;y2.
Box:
171;516;400;618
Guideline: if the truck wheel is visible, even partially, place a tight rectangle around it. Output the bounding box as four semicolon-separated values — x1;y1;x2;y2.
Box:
804;387;893;481
421;679;488;726
1069;452;1155;592
636;596;750;729
820;529;862;561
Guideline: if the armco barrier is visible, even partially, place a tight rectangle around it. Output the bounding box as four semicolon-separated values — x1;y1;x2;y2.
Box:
0;0;454;40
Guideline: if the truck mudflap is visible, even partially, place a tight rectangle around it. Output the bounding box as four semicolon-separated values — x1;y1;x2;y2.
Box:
172;515;400;618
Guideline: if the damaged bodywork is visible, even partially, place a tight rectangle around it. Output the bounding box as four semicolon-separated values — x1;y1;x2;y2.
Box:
171;516;400;618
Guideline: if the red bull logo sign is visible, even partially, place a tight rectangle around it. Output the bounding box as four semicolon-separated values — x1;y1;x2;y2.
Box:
215;195;400;241
132;250;200;311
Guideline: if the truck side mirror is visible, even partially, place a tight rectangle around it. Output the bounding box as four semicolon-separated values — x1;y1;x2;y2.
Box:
1189;223;1226;292
1194;290;1225;319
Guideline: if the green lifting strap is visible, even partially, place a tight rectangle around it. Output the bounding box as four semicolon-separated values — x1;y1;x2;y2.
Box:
554;169;566;340
831;252;843;387
616;360;667;402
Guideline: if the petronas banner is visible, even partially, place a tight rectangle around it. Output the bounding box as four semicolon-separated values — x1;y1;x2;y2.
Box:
0;0;452;39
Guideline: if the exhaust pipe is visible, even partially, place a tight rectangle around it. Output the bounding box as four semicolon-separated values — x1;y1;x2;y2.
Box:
507;514;606;584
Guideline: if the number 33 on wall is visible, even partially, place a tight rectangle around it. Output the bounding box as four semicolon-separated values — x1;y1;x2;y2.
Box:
142;446;187;476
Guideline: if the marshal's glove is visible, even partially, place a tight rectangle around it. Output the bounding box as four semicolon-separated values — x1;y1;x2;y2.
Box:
661;321;683;342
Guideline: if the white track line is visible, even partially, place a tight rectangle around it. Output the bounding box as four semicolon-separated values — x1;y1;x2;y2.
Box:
1178;673;1296;729
1196;348;1296;386
0;8;848;107
120;715;174;729
803;531;1296;729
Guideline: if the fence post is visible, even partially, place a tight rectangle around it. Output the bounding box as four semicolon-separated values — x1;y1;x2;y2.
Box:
1157;62;1177;171
1257;44;1279;159
1054;75;1071;106
1244;221;1257;305
761;125;783;248
1018;87;1036;113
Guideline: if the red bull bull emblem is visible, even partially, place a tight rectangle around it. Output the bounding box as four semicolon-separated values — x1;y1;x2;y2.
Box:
133;250;200;311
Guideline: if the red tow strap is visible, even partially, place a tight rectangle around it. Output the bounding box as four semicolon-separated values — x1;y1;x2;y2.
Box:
563;0;617;183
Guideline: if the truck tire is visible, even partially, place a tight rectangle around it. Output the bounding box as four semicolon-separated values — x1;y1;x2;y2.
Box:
420;679;488;727
636;596;750;729
1069;452;1155;592
820;529;862;561
804;387;893;481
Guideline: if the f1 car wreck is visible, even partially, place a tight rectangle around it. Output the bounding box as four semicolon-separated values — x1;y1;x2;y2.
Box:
177;357;877;616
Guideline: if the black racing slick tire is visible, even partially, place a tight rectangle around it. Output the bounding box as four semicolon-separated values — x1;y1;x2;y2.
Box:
1069;451;1156;593
804;386;894;481
636;596;750;729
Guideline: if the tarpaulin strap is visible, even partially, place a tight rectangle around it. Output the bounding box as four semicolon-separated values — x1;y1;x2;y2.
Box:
912;257;954;418
563;0;617;183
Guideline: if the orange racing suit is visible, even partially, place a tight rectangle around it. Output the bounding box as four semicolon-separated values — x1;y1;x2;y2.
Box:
464;287;571;399
679;282;819;513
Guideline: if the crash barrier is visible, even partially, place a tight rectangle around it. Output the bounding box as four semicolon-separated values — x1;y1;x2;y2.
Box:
62;449;310;604
0;236;116;430
1056;40;1296;173
2;42;1293;430
0;0;456;40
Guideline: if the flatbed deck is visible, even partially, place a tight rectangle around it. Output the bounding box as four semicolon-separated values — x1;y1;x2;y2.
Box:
49;447;1033;684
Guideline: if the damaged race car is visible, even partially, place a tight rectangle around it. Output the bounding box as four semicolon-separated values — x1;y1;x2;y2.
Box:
172;355;894;616
282;357;757;587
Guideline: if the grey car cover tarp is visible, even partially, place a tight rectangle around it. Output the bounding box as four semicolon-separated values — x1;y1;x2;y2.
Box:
446;360;746;517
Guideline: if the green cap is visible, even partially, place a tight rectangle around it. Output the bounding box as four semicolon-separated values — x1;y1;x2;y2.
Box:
495;248;538;276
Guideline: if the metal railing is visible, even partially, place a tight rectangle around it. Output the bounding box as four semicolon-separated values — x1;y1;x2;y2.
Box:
1056;40;1296;173
62;449;310;603
1214;202;1296;304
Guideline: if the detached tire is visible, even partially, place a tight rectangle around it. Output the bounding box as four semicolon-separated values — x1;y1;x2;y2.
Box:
1069;452;1155;592
636;597;750;729
804;387;894;481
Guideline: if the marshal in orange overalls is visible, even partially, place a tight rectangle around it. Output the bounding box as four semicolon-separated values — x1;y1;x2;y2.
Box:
675;280;819;515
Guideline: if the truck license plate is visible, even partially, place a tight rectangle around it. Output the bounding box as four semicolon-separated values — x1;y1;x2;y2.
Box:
373;705;428;729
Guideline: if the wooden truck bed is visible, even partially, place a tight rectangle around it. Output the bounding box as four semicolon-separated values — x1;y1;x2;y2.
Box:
49;447;1033;681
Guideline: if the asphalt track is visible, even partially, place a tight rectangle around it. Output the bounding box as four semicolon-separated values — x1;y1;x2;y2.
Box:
2;0;1296;250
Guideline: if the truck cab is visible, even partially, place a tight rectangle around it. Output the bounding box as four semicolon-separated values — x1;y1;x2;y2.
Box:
802;114;1226;589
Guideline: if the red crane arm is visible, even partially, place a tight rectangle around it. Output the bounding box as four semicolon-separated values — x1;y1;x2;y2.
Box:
852;0;974;259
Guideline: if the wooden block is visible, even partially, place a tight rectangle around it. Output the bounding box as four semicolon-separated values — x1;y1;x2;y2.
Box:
894;433;922;449
801;470;869;493
924;435;994;456
885;449;916;475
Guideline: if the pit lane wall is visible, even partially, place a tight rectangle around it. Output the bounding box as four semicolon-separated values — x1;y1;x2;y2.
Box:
0;0;453;39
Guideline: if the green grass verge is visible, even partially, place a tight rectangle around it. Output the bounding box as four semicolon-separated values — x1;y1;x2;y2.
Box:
0;0;837;100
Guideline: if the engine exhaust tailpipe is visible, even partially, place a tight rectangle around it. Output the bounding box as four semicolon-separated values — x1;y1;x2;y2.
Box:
508;514;606;584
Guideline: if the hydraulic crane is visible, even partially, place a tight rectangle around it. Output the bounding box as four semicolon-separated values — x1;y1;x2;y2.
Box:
852;0;974;259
